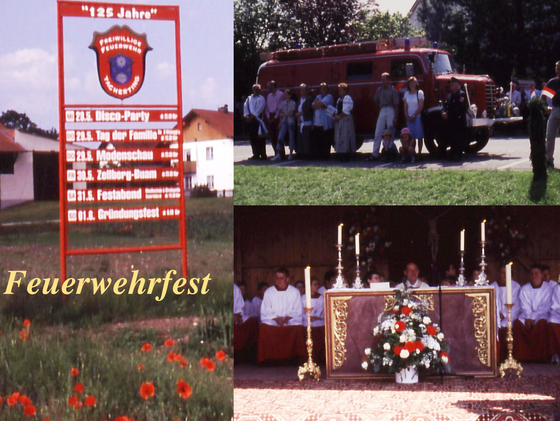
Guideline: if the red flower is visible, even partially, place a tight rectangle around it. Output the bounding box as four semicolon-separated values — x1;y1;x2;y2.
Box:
0;397;3;404
441;351;449;361
179;357;188;368
401;306;412;315
177;379;192;399
427;325;437;336
19;330;28;341
167;352;178;363
19;394;32;406
394;346;403;355
164;339;175;347
415;340;425;352
173;353;184;362
395;321;406;333
141;343;152;353
7;392;20;406
70;367;79;377
404;342;416;353
68;395;78;407
115;417;130;421
215;350;227;362
74;401;83;410
23;404;36;417
84;395;97;407
23;319;31;327
74;383;84;394
200;357;216;372
139;382;155;400
137;363;145;371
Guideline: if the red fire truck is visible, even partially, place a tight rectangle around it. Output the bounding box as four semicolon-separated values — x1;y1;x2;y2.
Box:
256;37;520;155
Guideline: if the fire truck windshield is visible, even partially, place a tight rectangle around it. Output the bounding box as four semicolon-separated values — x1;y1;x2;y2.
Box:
426;52;455;75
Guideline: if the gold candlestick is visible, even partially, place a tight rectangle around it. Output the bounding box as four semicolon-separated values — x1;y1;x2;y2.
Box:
298;307;321;381
499;303;523;378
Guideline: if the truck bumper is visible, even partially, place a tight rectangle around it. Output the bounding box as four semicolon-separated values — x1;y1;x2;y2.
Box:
490;117;523;125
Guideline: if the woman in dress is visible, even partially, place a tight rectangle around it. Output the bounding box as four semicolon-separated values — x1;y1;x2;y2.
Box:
271;89;297;161
402;76;425;162
295;83;314;158
333;83;356;162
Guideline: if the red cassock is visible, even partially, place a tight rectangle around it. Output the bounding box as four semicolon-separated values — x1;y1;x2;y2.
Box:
547;322;560;356
234;317;259;363
257;324;307;364
512;319;549;362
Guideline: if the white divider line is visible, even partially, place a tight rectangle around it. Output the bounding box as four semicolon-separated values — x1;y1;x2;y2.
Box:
497;158;529;170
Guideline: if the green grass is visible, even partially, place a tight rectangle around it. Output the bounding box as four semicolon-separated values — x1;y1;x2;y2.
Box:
234;167;560;205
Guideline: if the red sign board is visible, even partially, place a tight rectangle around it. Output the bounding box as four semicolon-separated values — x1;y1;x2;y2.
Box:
58;1;187;280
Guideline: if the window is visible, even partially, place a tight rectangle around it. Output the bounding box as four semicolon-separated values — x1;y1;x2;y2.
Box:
390;60;423;79
206;147;213;161
207;175;214;189
186;149;191;162
198;122;202;131
346;61;373;80
185;176;192;189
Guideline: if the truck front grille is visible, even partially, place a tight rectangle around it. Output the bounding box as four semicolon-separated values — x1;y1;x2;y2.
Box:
486;82;497;111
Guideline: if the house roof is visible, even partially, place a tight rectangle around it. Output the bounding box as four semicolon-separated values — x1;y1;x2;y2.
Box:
0;123;24;153
183;108;233;140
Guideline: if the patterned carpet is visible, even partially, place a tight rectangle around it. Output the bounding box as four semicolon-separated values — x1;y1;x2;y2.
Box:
234;376;560;421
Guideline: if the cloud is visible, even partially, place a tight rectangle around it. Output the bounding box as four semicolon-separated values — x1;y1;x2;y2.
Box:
0;48;59;129
156;61;175;79
185;76;232;111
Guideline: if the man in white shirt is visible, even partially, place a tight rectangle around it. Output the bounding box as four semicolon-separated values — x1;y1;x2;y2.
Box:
234;283;245;325
513;264;553;362
265;81;284;157
396;263;430;290
258;268;306;363
238;281;254;319
243;84;267;160
547;277;560;361
251;281;268;322
491;266;521;361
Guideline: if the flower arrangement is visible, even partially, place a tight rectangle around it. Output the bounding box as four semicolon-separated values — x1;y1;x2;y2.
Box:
362;288;450;376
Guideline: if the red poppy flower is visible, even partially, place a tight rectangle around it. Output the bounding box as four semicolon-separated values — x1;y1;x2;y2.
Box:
394;346;403;355
70;367;79;377
404;342;416;353
84;395;96;407
0;397;3;404
139;382;155;400
173;353;183;362
7;392;20;406
68;395;78;407
74;383;84;394
141;343;152;353
19;394;32;406
415;340;425;352
164;339;175;347
395;321;406;333
167;352;178;363
200;357;216;372
74;401;83;410
215;350;227;362
23;404;36;417
19;330;28;341
115;417;130;421
23;319;31;327
177;379;192;399
401;306;412;315
179;357;188;368
427;325;437;336
137;363;145;371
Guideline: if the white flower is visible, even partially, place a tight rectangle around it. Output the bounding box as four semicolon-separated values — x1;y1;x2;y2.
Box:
441;355;449;364
425;361;431;368
399;335;406;343
365;348;372;355
383;343;390;351
362;361;368;370
423;317;431;325
437;332;444;341
373;326;379;336
394;306;399;311
400;349;410;359
403;299;409;305
416;349;420;355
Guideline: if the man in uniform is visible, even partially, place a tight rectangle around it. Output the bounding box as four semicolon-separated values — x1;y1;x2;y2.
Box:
442;77;468;161
543;61;560;168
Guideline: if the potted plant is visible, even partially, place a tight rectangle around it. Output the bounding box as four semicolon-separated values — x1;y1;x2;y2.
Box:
362;288;450;383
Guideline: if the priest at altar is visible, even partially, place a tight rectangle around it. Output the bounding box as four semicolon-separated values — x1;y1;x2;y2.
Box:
513;264;554;362
395;263;431;290
258;268;307;364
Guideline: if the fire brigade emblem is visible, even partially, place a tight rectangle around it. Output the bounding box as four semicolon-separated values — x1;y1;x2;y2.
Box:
89;25;152;100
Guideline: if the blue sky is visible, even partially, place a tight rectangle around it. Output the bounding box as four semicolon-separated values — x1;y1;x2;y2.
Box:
0;0;233;130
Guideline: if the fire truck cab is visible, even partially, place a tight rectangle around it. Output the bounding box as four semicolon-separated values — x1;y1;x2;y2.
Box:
256;37;521;155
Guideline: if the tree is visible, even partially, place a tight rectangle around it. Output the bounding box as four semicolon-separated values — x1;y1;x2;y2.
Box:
0;110;58;140
355;11;424;42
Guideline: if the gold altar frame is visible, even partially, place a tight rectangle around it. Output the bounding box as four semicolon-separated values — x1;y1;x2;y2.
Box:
324;287;498;379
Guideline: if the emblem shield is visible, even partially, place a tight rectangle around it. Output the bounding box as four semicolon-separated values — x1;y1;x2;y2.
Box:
89;25;152;100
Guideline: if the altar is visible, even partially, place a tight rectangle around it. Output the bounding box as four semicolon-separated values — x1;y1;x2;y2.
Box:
324;287;498;379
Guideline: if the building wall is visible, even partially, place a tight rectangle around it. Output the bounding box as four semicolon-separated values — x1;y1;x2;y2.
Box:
0;151;34;209
183;115;228;142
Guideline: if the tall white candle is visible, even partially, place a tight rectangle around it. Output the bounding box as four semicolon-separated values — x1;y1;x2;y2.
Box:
460;229;465;252
481;220;486;242
338;224;343;244
355;233;360;255
304;266;312;309
506;263;512;305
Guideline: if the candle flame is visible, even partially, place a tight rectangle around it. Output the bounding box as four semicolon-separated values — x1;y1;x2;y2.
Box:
339;223;344;227
509;262;513;266
306;266;311;269
483;219;486;223
462;229;465;232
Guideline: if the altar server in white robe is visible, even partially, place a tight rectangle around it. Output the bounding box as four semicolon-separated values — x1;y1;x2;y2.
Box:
491;266;521;361
251;281;269;322
547;279;560;361
258;268;306;363
301;277;325;328
396;263;430;290
513;264;553;362
234;283;246;324
318;270;336;295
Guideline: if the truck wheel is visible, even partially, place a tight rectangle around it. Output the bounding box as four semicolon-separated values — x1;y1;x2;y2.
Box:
464;127;490;154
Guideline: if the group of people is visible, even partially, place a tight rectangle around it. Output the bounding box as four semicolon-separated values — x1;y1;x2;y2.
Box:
234;262;560;365
243;73;470;163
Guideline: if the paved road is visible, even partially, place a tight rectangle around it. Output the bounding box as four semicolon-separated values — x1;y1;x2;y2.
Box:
235;134;555;171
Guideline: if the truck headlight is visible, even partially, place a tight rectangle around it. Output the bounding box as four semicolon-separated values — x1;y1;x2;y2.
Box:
513;107;520;116
482;110;487;118
470;104;478;117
